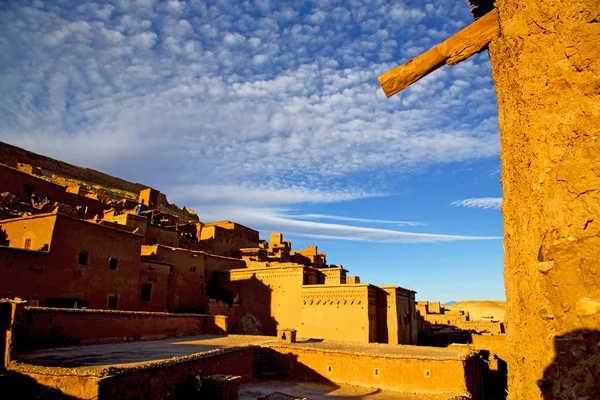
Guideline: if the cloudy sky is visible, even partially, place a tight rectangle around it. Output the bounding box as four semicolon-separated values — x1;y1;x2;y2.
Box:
0;0;504;302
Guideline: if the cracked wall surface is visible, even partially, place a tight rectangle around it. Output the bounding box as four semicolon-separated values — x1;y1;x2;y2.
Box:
488;1;600;399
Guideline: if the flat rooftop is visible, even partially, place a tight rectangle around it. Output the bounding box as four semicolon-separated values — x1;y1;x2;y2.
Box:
14;334;473;369
14;334;273;368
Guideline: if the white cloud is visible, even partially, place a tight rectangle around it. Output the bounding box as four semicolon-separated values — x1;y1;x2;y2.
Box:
0;0;498;195
223;32;246;46
451;198;502;210
292;213;424;227
187;204;500;244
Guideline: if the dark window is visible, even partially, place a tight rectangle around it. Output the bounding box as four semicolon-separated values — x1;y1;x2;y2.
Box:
304;275;309;285
24;238;31;249
169;266;174;272
204;269;208;277
107;296;118;309
78;251;88;265
190;266;196;273
109;258;118;270
152;238;157;244
169;241;174;246
140;284;152;302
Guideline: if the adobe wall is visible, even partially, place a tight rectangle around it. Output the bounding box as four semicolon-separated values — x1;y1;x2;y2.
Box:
141;245;244;313
0;164;105;217
0;213;56;251
12;307;227;351
142;245;207;312
299;284;376;342
0;247;50;300
1;214;144;310
145;224;179;247
199;222;259;257
470;334;508;369
378;287;417;345
97;346;257;400
138;262;170;312
318;267;347;285
266;345;482;398
50;215;143;310
226;266;306;334
488;2;600;399
459;321;504;335
107;213;147;236
8;363;103;400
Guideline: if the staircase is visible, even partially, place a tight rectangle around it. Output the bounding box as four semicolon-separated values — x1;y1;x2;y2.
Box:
253;349;284;379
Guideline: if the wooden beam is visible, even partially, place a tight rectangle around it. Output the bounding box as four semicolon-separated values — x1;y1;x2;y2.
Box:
378;9;499;98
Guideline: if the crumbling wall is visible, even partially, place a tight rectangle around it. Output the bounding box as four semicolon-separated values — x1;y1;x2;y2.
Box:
488;2;600;399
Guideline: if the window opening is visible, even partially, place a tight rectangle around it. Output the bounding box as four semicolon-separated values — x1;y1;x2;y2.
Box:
78;251;88;266
107;296;118;309
23;238;31;250
140;284;152;302
109;258;118;270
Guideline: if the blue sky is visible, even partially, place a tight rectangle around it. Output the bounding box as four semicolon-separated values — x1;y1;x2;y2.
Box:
0;0;504;302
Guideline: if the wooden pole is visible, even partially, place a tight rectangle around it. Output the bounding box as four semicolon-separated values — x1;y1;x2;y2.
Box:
378;9;499;98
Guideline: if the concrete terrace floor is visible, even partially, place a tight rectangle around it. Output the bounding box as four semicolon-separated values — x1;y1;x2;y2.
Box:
14;334;472;368
14;334;275;367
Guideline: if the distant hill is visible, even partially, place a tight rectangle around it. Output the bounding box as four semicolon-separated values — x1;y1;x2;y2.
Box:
444;301;457;306
447;300;506;322
0;141;146;196
0;141;199;222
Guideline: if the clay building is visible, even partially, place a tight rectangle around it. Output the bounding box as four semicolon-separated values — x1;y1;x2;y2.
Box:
0;211;144;310
218;234;418;344
291;245;327;267
0;164;105;219
141;244;245;313
1;155;419;347
417;301;469;327
198;221;259;257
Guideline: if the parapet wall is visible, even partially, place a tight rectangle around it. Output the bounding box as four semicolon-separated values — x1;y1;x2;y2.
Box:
13;307;228;351
98;346;257;400
265;344;483;398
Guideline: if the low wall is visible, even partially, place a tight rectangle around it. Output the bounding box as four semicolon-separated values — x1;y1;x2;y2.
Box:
265;344;483;399
98;346;258;400
470;334;508;367
10;346;257;400
13;307;228;350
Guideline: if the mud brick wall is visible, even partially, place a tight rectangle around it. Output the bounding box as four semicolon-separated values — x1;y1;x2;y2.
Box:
13;307;227;350
489;1;600;399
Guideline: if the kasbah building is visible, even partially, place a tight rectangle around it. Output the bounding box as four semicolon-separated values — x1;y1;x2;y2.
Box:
0;142;499;399
1;0;599;399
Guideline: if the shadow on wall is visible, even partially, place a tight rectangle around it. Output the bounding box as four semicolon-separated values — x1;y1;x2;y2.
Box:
538;329;600;400
418;326;507;400
219;274;278;335
0;371;80;400
255;348;364;397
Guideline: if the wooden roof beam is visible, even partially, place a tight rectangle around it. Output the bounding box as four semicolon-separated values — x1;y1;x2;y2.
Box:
378;8;499;98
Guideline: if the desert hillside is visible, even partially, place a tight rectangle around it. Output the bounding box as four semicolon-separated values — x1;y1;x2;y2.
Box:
0;141;146;197
448;300;506;322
